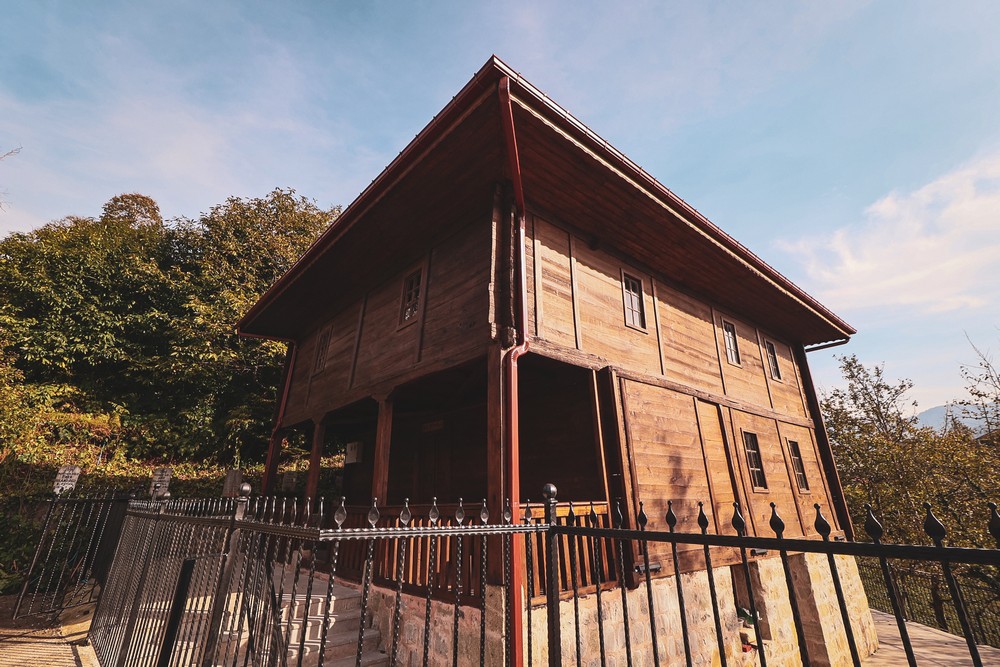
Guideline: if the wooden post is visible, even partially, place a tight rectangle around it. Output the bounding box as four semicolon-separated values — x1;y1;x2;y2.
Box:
305;420;325;502
486;344;505;583
261;429;283;495
371;396;393;502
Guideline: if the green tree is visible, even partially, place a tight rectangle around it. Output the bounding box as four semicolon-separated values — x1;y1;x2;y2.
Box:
823;355;998;548
0;189;336;462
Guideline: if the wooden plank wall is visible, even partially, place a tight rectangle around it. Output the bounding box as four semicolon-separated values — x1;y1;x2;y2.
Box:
281;220;492;427
526;213;840;539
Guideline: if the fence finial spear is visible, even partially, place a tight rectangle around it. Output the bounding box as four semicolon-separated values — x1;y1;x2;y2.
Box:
567;501;576;526
922;502;947;545
334;497;347;529
455;498;466;525
731;501;747;537
501;498;511;525
863;504;884;543
665;500;677;532
367;498;380;528
768;502;785;538
589;501;598;527
697;501;709;534
614;500;624;529
814;503;832;539
637;501;648;529
989;502;1000;549
430;497;441;526
480;499;489;525
400;498;412;526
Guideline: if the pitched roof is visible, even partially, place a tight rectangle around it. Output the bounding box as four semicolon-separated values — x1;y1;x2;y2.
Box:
239;56;854;346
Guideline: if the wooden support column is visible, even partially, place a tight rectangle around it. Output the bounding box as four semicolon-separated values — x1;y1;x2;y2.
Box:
486;343;505;583
261;430;283;495
371;396;393;502
305;420;325;503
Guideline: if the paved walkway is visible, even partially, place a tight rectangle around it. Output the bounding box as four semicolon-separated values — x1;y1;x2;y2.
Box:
864;610;1000;666
0;595;99;667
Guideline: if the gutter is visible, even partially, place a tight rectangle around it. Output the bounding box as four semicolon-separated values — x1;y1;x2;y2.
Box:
499;74;529;667
804;337;851;353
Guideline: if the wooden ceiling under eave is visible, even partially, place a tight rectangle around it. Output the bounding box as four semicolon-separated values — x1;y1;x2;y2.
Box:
508;94;853;346
240;89;507;340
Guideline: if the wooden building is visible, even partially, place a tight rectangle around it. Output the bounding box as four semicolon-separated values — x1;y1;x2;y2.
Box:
238;55;856;576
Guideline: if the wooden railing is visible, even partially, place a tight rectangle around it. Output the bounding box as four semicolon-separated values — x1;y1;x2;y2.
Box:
331;500;617;606
522;501;618;604
336;502;488;602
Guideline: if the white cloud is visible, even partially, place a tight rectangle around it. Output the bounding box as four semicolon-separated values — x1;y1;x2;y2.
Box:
779;154;1000;315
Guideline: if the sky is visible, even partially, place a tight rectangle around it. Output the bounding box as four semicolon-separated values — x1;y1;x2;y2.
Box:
2;1;999;411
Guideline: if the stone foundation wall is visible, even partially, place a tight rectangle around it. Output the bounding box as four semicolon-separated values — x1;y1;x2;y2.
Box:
356;553;878;666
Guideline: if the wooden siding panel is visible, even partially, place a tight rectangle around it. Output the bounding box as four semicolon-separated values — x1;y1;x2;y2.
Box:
534;217;576;347
418;223;491;368
729;410;805;538
715;313;771;408
621;380;713;566
306;302;363;408
776;421;839;534
695;400;738;536
657;281;726;395
762;337;808;419
574;244;661;375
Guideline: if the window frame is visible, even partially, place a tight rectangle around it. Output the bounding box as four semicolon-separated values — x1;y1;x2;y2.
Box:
313;327;332;374
787;439;810;492
742;431;768;490
620;271;647;331
398;268;424;328
764;339;782;381
722;320;741;366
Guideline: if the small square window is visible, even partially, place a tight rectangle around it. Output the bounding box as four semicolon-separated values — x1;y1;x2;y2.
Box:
399;270;422;324
788;440;809;491
723;321;741;365
622;273;646;329
765;340;782;380
743;432;767;489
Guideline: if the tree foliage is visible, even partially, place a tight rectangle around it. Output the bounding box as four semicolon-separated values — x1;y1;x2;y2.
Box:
0;189;337;463
823;355;999;549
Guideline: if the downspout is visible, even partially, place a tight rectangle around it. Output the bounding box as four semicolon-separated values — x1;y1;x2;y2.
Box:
499;75;529;667
262;342;297;494
795;343;854;540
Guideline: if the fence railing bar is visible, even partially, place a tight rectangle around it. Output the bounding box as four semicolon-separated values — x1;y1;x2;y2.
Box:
13;491;59;618
697;502;728;667
566;503;583;667
732;502;767;667
923;503;984;667
814;503;861;667
587;504;608;667
665;501;692;667
612;501;634;667
770;503;811;667
864;505;918;667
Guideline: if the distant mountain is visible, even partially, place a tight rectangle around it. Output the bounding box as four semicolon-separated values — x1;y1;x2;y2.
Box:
915;404;986;432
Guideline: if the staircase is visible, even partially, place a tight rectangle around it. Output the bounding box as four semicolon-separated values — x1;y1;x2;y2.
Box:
279;573;387;667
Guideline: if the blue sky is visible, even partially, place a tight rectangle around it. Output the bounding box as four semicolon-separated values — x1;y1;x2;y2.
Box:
2;1;999;410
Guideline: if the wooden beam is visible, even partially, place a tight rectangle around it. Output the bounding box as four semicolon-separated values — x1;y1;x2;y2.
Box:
305;420;325;503
372;397;394;502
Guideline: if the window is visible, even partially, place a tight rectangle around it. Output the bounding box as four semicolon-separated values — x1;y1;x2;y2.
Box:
764;340;782;380
314;329;331;372
399;269;422;324
743;432;767;489
622;273;646;329
788;440;809;491
723;320;741;365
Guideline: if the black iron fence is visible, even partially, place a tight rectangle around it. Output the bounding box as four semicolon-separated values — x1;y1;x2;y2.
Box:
13;490;128;620
857;557;1000;649
33;484;1000;667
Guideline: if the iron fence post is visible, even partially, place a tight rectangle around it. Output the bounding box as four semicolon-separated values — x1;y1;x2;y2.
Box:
543;483;562;667
156;557;196;667
199;483;250;667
